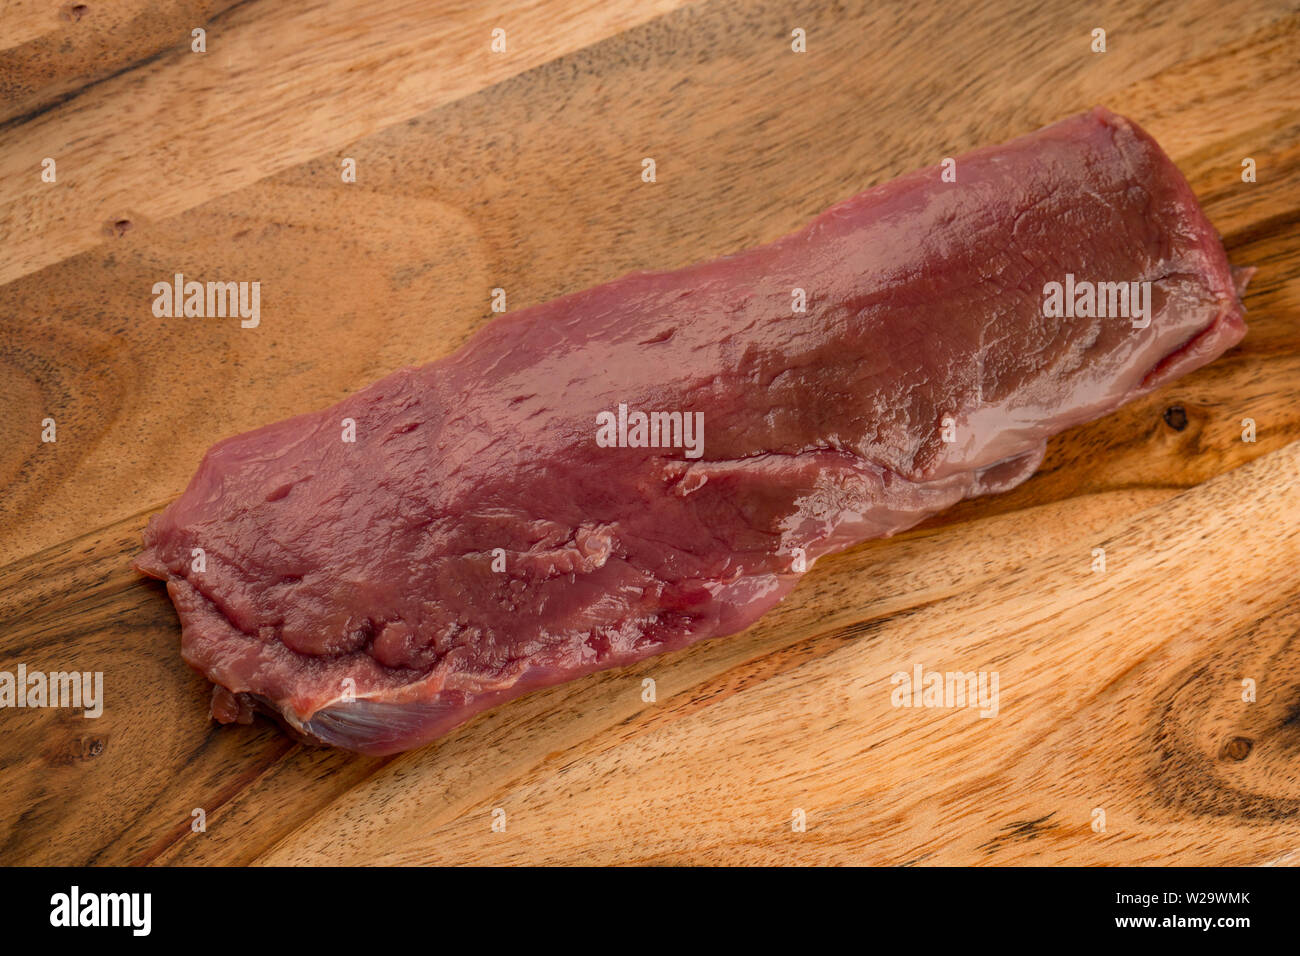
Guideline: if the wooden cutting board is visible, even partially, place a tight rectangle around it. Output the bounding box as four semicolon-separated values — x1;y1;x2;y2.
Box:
1;0;1297;866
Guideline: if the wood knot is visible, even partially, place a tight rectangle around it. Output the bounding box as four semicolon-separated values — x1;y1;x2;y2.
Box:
61;4;89;21
1163;405;1188;431
1218;736;1253;761
106;218;133;237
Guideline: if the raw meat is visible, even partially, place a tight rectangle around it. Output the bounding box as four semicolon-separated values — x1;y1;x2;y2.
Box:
136;107;1250;754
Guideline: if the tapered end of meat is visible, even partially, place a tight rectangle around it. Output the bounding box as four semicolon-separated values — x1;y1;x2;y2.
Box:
1086;107;1251;394
1100;108;1250;397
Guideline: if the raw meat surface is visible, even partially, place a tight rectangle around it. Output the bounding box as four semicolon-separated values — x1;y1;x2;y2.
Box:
137;108;1250;753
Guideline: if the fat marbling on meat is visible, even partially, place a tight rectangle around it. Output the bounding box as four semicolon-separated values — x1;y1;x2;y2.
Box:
137;107;1251;753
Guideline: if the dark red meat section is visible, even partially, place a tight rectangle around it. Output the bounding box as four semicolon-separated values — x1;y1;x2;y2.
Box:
137;108;1250;754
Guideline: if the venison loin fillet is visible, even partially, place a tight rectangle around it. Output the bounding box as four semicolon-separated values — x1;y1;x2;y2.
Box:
137;107;1251;754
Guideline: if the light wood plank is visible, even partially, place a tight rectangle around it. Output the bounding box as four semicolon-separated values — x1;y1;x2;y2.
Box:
0;0;690;285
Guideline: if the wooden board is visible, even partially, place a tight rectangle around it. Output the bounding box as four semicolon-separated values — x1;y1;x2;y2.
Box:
0;0;1297;865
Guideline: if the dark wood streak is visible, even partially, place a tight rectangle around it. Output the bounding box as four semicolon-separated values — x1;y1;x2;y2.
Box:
0;0;262;128
977;812;1061;856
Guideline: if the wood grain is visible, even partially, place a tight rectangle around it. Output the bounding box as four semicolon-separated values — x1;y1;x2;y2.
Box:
0;0;1297;865
0;0;689;286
